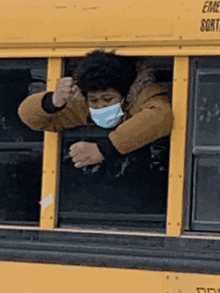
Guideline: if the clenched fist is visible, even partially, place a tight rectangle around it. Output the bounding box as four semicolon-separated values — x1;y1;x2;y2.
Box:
52;77;79;108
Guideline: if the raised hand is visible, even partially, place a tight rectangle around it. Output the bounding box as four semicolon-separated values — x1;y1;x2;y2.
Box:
52;77;79;108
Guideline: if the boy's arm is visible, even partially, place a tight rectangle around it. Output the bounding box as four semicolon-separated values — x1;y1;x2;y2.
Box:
108;84;173;155
18;91;88;132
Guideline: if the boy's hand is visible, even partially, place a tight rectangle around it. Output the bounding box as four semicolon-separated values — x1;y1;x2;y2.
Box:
52;77;79;108
69;142;105;168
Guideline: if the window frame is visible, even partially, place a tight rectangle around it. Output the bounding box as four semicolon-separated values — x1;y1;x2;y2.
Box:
184;57;220;232
43;55;174;232
1;53;216;274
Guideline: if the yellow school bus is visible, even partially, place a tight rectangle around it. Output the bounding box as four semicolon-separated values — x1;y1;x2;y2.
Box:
1;0;220;292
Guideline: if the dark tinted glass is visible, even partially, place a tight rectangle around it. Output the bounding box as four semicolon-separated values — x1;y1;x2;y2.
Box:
0;59;46;225
187;57;220;232
0;59;47;142
58;126;167;230
192;157;220;223
0;147;42;225
194;73;220;146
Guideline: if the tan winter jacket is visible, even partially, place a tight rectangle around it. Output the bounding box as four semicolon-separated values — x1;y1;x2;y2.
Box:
18;83;173;155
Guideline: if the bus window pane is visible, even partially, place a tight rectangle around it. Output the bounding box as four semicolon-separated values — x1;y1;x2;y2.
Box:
0;59;46;225
195;73;220;146
58;126;168;230
58;56;172;230
0;146;42;225
0;59;47;142
192;157;220;223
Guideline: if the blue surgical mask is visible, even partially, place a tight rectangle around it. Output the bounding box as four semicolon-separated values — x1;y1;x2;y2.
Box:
89;102;124;128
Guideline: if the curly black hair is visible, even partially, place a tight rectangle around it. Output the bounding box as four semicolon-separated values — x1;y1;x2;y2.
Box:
75;50;137;99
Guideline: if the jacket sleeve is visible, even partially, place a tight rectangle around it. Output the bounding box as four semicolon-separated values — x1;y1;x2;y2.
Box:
18;91;88;132
109;84;173;155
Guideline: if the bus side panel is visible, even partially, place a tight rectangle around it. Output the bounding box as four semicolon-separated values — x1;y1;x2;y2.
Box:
0;261;219;293
0;261;167;293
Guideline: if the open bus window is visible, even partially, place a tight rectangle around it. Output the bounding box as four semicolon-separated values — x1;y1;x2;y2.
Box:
0;59;47;225
186;57;220;232
58;56;173;231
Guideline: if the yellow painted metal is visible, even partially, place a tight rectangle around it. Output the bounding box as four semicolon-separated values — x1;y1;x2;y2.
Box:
3;46;220;58
0;0;177;44
1;261;220;293
2;38;220;51
40;58;63;230
0;0;220;50
165;271;220;293
2;47;220;58
166;56;189;236
0;261;166;293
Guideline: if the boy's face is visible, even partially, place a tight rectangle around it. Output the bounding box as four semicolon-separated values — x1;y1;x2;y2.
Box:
87;89;122;109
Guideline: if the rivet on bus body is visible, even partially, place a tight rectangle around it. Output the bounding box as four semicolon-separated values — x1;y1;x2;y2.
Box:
175;276;179;280
166;276;169;279
179;175;182;178
174;79;177;82
50;217;53;220
177;223;180;226
179;46;182;49
168;222;171;225
52;170;55;174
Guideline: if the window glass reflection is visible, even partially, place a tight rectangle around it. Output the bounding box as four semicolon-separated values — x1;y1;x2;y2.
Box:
0;148;42;224
195;74;220;146
59;126;168;229
193;157;220;223
0;59;47;142
0;59;46;225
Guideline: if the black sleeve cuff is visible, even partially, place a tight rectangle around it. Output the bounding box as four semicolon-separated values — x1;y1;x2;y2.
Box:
42;92;67;114
96;137;123;159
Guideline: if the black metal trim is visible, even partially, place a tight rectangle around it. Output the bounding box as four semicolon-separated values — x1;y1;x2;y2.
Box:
1;228;220;274
59;211;166;222
193;147;220;155
0;142;43;150
183;57;196;231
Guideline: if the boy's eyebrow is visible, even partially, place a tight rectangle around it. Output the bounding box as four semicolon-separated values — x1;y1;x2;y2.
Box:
88;93;115;98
